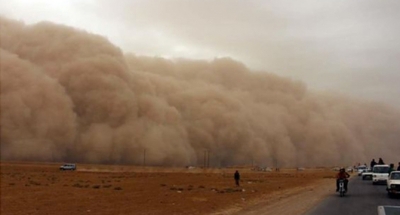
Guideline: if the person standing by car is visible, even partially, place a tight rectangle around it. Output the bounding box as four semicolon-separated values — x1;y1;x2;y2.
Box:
388;163;395;174
336;168;350;192
378;158;385;164
370;159;377;169
234;170;240;186
397;162;400;171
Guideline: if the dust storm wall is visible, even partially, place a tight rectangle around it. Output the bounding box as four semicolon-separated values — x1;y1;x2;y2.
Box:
1;17;399;167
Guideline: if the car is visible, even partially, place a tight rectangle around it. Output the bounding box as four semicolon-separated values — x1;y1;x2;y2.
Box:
346;166;354;173
377;205;400;215
357;165;368;176
362;170;373;180
372;164;390;185
59;163;76;171
386;171;400;198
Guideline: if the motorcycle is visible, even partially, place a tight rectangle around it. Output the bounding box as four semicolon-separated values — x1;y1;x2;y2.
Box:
338;179;346;197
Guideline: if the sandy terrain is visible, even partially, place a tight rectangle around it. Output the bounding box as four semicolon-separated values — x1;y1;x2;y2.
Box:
0;162;336;215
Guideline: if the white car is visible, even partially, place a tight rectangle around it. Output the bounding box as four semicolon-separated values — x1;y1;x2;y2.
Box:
362;170;373;180
357;165;368;176
60;163;76;171
377;206;400;215
386;171;400;197
346;166;354;173
372;164;390;185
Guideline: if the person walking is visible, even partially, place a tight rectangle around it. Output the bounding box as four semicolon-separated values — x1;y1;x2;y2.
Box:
234;170;240;186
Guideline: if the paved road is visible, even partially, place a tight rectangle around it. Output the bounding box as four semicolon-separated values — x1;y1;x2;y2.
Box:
305;176;400;215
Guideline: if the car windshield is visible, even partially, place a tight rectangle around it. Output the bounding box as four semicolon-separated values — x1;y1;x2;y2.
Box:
391;173;400;179
373;166;389;173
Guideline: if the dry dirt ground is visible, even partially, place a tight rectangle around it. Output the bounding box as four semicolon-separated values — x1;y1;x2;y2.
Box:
0;162;337;215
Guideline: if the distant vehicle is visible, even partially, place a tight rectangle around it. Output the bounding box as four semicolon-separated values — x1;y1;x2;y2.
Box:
361;170;373;180
346;166;354;172
372;164;390;185
60;163;76;171
357;165;368;176
386;171;400;198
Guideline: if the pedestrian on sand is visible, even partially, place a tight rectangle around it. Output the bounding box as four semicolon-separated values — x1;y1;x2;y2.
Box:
397;162;400;171
378;158;385;165
234;170;240;186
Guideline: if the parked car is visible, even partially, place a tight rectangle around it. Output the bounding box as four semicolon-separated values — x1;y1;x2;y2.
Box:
59;163;76;171
386;171;400;198
372;164;390;185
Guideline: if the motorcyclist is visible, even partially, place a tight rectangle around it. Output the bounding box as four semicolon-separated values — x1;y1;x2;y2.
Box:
336;168;350;192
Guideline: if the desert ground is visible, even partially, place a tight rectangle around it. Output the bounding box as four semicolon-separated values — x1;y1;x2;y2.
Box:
1;162;338;215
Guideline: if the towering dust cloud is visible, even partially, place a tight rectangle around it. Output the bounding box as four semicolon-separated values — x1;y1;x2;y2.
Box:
1;17;400;167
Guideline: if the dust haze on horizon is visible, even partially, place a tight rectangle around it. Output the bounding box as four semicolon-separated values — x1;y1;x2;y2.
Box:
1;17;400;168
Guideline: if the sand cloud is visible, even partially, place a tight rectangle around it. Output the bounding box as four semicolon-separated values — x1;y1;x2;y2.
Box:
1;17;399;167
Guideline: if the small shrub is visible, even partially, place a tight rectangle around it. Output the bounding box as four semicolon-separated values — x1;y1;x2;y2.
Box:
29;181;41;186
92;185;101;189
114;187;122;190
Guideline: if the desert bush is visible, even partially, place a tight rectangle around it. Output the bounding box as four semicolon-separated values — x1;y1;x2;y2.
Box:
29;181;41;186
92;185;101;189
73;183;83;188
114;187;122;190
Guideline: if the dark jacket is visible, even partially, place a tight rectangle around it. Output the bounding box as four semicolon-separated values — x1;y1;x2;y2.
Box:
370;160;377;168
336;171;350;179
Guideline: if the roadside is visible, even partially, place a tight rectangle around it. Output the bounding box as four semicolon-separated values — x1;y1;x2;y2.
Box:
210;178;333;215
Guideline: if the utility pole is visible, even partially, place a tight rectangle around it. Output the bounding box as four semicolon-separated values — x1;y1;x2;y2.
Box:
203;150;206;168
203;150;210;168
207;150;210;168
143;149;146;166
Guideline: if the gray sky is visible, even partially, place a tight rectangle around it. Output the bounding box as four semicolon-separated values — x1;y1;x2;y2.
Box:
1;0;400;107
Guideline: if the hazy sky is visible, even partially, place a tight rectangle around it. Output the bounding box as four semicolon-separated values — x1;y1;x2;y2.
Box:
1;0;400;107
